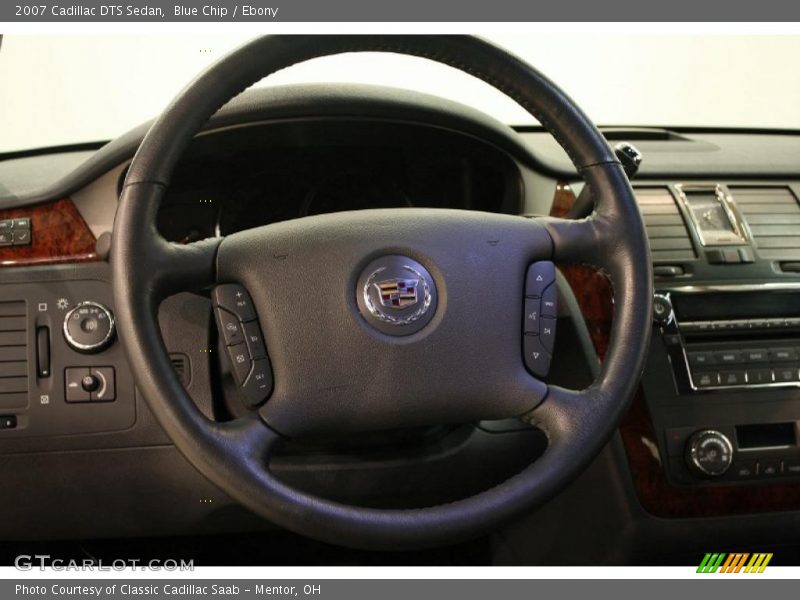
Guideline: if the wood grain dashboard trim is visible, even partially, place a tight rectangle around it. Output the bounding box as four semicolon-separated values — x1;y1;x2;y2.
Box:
0;198;98;267
551;181;800;518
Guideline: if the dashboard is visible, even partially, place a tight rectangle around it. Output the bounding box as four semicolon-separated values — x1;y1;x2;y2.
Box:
155;119;520;242
0;83;799;564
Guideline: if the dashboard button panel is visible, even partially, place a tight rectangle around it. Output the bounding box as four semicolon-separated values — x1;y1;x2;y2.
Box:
522;261;557;378
213;284;273;407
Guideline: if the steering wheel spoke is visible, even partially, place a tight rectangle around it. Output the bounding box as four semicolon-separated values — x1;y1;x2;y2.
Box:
539;215;610;269
148;237;222;298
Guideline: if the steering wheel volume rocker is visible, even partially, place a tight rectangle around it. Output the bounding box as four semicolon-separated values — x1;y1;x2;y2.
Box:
212;284;273;407
523;261;557;377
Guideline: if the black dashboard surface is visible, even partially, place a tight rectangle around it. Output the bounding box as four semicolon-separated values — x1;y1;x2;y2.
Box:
156;119;522;242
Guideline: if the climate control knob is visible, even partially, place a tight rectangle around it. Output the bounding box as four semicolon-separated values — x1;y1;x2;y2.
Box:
63;301;115;353
686;429;733;477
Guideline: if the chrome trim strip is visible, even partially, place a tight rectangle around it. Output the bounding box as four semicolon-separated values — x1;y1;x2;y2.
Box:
659;283;800;293
674;183;749;247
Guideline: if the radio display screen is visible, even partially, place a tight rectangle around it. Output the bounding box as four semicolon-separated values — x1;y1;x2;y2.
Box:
673;291;800;321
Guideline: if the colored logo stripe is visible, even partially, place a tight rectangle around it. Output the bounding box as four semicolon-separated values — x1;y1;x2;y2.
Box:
697;552;772;573
744;553;773;573
697;553;726;573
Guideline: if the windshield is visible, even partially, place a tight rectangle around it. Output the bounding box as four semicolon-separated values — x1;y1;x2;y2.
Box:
1;33;799;153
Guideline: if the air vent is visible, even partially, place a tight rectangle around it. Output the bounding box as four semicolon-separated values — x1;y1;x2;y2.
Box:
0;301;28;410
170;353;191;387
732;187;800;260
634;187;696;262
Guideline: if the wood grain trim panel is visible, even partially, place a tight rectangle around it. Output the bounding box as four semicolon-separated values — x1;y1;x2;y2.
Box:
550;181;800;518
0;198;98;267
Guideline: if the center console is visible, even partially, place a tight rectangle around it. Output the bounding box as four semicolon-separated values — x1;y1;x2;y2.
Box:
650;286;800;486
635;181;800;495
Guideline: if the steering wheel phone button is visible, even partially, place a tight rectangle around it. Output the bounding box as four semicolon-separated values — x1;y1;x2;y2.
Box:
216;307;244;346
523;298;540;333
540;316;557;354
523;334;551;378
213;284;257;322
242;359;273;407
65;368;91;402
242;321;267;360
227;343;253;385
89;367;115;402
525;261;555;298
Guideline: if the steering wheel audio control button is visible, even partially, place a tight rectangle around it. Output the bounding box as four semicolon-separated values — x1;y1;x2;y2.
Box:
541;284;557;317
216;307;244;346
242;321;267;360
523;298;540;333
523;334;551;378
63;301;115;353
213;284;257;322
242;359;273;407
523;261;557;377
540;317;557;354
525;261;555;298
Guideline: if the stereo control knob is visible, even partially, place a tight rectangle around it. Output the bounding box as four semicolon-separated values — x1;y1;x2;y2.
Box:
652;293;673;325
63;301;115;353
686;429;733;477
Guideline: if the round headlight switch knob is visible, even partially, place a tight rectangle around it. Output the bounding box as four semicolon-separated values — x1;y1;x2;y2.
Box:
686;429;734;477
63;301;115;353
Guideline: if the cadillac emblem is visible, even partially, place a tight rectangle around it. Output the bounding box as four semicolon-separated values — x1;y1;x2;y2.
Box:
375;278;420;309
357;256;437;335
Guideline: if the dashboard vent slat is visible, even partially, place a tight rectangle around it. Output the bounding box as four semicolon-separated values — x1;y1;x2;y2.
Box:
733;187;800;260
170;353;191;387
0;300;28;410
634;187;696;262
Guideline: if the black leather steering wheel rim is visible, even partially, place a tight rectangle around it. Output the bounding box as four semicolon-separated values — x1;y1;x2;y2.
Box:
112;35;653;550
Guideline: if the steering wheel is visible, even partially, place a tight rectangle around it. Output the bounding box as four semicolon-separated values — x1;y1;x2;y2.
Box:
112;35;652;549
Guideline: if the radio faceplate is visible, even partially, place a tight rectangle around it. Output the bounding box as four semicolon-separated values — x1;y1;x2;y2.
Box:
660;287;800;393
